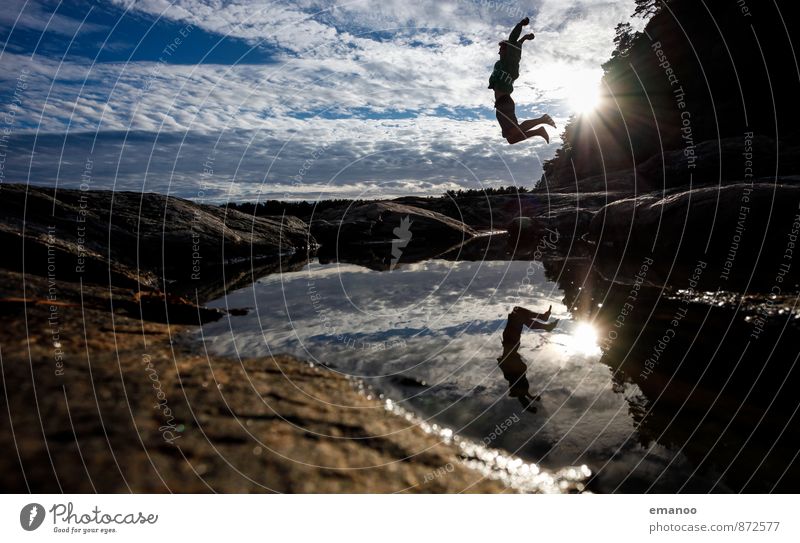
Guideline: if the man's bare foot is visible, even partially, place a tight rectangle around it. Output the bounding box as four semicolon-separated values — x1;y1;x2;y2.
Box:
542;113;556;128
536;126;550;144
544;319;559;332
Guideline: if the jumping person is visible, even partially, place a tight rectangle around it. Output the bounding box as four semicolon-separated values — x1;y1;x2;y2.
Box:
489;17;556;144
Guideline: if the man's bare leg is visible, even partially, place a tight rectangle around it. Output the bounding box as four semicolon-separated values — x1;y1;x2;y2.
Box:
506;126;549;144
518;114;556;131
511;306;558;331
518;306;558;332
529;319;559;331
530;127;550;143
517;119;541;131
512;305;551;322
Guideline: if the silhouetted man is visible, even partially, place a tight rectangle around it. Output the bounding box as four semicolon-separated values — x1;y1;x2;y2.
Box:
489;17;556;144
497;305;558;412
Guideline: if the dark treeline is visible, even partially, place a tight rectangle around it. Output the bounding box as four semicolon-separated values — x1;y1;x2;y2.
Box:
225;198;365;221
224;186;531;219
444;186;530;199
541;0;800;188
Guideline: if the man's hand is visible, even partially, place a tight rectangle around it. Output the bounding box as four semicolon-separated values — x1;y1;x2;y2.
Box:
520;17;530;26
523;32;535;41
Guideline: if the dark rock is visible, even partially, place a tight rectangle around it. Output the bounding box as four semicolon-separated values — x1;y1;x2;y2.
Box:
438;233;511;262
539;169;640;194
588;182;800;288
635;136;788;189
504;192;607;253
0;183;316;290
387;375;429;388
310;201;476;247
126;290;225;324
507;217;548;246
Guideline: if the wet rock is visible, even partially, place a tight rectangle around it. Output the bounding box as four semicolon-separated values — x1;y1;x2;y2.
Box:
127;290;225;324
507;217;547;248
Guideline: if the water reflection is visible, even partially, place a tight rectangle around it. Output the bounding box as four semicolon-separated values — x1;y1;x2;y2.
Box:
540;256;800;492
560;322;602;357
202;257;684;492
199;240;800;492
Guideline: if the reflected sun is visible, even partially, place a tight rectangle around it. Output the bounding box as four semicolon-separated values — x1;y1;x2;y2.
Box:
563;322;601;356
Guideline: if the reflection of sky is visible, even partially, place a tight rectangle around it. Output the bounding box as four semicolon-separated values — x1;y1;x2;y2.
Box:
203;260;562;374
201;259;685;490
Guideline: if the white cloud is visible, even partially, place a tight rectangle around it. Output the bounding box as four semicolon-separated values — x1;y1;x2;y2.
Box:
2;0;636;198
0;0;104;37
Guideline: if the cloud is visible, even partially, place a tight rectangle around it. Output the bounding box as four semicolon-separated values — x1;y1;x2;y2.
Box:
0;0;103;37
3;120;561;201
1;0;636;199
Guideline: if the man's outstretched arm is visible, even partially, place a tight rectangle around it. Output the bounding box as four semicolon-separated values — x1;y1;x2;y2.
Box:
519;32;535;46
507;16;529;43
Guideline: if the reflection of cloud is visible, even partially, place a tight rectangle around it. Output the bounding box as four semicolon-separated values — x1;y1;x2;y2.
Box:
201;257;643;473
204;259;559;366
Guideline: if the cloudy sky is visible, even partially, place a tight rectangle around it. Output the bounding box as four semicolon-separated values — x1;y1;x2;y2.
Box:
0;0;636;202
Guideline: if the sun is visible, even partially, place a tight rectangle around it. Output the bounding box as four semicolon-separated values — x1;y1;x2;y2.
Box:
535;63;604;117
540;63;603;115
567;84;601;114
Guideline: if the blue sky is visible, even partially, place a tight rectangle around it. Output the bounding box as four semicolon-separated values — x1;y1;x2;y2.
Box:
0;0;635;202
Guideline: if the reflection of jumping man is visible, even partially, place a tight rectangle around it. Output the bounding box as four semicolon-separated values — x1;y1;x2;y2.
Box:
497;306;558;412
489;17;556;144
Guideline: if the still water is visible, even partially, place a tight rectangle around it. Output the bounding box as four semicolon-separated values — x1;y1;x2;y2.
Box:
199;255;728;492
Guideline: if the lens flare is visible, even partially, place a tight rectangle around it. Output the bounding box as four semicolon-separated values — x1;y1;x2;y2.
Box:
568;84;601;114
563;322;601;356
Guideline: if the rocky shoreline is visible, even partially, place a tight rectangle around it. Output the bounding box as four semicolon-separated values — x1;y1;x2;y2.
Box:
0;184;594;493
3;267;589;492
2;166;799;492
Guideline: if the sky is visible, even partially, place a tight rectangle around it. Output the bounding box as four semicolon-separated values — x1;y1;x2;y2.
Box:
0;0;637;202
